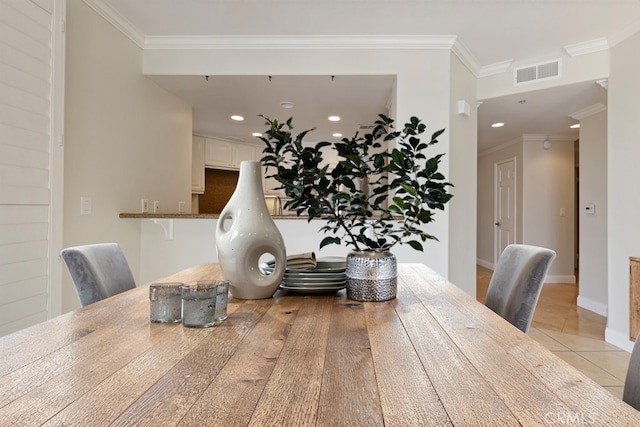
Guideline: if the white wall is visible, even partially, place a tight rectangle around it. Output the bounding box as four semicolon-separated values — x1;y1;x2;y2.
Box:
477;141;523;267
578;109;608;316
606;31;640;352
142;48;466;282
523;135;576;282
62;0;193;312
448;54;478;295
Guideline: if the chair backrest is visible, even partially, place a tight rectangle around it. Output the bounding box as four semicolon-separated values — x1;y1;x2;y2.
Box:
484;244;556;333
60;243;136;307
624;334;640;411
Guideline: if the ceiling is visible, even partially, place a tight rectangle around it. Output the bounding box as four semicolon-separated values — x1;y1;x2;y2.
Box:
99;0;640;151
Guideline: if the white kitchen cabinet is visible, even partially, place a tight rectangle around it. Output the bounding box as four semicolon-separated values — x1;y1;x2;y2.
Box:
205;138;234;168
233;143;258;167
192;135;205;194
204;138;259;170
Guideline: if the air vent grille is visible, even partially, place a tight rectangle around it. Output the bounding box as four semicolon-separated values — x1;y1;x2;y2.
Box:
515;59;561;85
359;125;375;130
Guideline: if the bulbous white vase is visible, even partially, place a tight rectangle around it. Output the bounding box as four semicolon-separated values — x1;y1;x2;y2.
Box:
215;161;286;299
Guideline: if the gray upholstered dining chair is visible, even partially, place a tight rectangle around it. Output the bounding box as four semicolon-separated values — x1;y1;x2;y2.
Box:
484;244;556;333
624;334;640;411
60;243;136;307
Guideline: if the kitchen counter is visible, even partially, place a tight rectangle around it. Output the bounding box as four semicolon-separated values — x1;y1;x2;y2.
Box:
121;212;429;286
119;213;307;220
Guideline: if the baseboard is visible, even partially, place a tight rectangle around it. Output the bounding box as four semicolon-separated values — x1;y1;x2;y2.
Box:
476;258;493;270
605;327;635;353
544;275;576;284
576;295;608;317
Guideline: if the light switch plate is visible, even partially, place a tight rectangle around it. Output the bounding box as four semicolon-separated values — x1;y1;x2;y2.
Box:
153;201;160;213
141;199;149;213
178;201;186;213
80;197;92;215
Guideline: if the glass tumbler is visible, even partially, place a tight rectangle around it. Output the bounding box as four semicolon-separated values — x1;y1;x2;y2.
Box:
214;280;230;322
181;282;217;328
149;282;182;323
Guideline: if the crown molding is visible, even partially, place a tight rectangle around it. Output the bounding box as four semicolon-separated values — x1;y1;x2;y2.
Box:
569;102;607;120
143;35;458;51
562;38;609;57
477;60;514;78
82;0;145;48
608;17;640;47
522;134;576;143
450;38;481;77
478;138;522;157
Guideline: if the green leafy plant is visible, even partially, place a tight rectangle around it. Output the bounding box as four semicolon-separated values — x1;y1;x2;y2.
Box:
259;114;453;252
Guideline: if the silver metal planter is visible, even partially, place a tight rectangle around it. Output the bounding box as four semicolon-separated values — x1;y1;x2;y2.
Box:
346;250;397;302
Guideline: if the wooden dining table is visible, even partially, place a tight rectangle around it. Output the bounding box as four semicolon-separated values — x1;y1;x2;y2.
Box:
1;263;639;426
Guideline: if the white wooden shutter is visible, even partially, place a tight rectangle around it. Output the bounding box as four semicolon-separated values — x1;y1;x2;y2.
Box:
0;0;55;335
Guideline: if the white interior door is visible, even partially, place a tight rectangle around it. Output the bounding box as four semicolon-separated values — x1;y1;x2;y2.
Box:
494;158;516;265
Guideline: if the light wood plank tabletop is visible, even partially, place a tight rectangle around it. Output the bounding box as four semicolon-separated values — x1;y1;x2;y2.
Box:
1;263;638;426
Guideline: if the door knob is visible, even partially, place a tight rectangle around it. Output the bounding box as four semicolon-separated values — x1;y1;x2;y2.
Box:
495;222;501;226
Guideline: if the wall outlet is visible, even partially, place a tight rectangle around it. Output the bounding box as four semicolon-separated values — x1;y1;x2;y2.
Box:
178;201;186;213
153;201;160;213
141;199;149;213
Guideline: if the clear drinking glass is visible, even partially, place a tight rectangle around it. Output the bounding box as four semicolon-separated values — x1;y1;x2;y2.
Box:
181;281;217;328
149;282;182;323
214;280;229;322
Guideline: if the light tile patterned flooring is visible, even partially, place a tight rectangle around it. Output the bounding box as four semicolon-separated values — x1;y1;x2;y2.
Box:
476;265;630;400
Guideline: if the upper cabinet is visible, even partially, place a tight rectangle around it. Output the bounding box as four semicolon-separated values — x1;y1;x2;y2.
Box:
192;135;205;194
204;137;259;170
233;143;258;167
205;138;233;168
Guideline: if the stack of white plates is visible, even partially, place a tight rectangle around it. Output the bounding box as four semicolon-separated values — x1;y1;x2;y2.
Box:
281;256;346;293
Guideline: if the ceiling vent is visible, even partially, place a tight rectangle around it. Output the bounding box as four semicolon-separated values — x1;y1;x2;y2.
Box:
514;59;561;85
359;124;375;130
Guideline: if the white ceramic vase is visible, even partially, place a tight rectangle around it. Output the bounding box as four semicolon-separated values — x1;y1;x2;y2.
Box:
215;161;286;299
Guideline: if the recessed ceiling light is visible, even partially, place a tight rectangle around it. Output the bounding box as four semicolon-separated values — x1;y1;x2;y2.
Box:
231;115;244;121
332;133;343;138
491;122;504;128
252;132;262;137
328;115;341;122
570;124;580;129
280;101;295;109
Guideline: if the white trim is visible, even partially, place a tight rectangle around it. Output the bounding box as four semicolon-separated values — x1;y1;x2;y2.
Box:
522;134;576;143
544;275;576;284
450;38;481;77
82;0;145;48
569;103;607;121
48;0;66;318
476;258;494;270
577;295;608;317
143;34;458;51
605;327;634;353
608;17;640;48
478;137;521;157
562;38;609;57
478;60;513;78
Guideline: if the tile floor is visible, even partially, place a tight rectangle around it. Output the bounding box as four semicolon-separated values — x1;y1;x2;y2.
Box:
476;265;631;399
